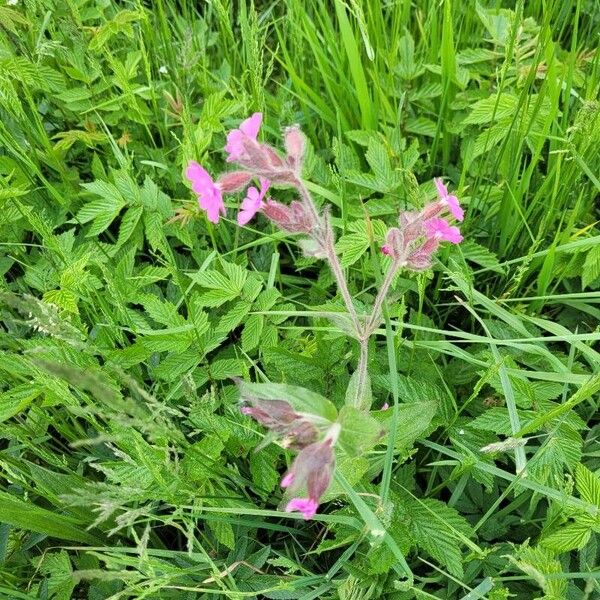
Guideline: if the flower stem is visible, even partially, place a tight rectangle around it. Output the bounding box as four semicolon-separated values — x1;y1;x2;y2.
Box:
366;258;403;335
294;177;362;337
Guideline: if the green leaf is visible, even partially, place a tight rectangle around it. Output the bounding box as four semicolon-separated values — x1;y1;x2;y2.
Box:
344;368;372;410
237;381;337;421
337;406;383;456
241;313;264;352
0;383;40;423
582;245;600;289
576;464;600;508
335;233;369;267
0;491;98;544
542;521;592;553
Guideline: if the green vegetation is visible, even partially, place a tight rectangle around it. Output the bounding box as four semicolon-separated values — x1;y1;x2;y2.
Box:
1;0;599;598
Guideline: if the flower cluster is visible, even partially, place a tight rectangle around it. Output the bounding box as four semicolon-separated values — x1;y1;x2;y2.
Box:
239;391;338;519
380;178;464;270
186;114;467;521
185;113;314;231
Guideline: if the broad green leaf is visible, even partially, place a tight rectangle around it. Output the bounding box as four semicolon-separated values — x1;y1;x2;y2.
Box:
0;491;98;543
237;381;337;421
337;406;383;456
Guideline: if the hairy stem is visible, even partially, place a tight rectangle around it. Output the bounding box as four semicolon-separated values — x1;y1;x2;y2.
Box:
366;258;403;335
294;177;362;336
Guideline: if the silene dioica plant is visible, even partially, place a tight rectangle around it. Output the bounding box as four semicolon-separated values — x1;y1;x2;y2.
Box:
186;114;464;519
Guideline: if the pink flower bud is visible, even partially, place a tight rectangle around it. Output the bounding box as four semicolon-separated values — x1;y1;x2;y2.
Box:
421;202;443;220
217;171;253;193
262;200;315;234
381;227;405;260
284;125;306;170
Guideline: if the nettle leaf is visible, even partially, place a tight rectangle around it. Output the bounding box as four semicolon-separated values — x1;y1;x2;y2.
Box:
457;240;504;273
241;313;264;352
582;245;600;289
463;93;518;125
542;521;592;553
250;448;280;495
373;400;438;451
237;381;337;421
397;493;474;578
78;180;126;235
335;233;369;267
576;464;600;508
337;406;383;456
191;268;245;307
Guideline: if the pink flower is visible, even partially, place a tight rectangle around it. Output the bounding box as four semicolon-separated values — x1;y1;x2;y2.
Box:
285;497;318;520
424;217;463;244
381;245;392;256
281;438;335;519
237;177;270;226
434;177;464;222
225;113;263;162
185;161;225;223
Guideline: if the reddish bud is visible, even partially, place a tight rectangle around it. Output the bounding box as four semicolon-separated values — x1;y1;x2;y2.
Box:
399;210;424;245
420;202;443;221
381;227;405;260
217;171;253;193
262;200;315;234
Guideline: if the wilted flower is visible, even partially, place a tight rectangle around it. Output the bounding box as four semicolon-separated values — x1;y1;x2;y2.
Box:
282;424;339;519
185;161;225;223
237;178;270;225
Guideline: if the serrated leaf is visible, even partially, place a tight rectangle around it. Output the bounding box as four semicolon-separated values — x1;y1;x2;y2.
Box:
241;313;263;352
542;521;592;553
576;464;600;507
463;94;518;125
582;245;600;289
335;233;369;267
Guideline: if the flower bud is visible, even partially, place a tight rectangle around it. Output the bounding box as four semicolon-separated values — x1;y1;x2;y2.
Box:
262;200;315;234
381;227;405;260
284;125;306;171
217;171;253;193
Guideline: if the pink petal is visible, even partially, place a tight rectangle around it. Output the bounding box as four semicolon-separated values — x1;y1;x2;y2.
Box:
225;130;245;163
198;187;225;224
381;245;392;256
434;177;449;199
239;113;262;139
446;195;464;222
185;161;213;194
285;497;318;520
237;187;264;226
425;217;462;244
281;473;295;488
